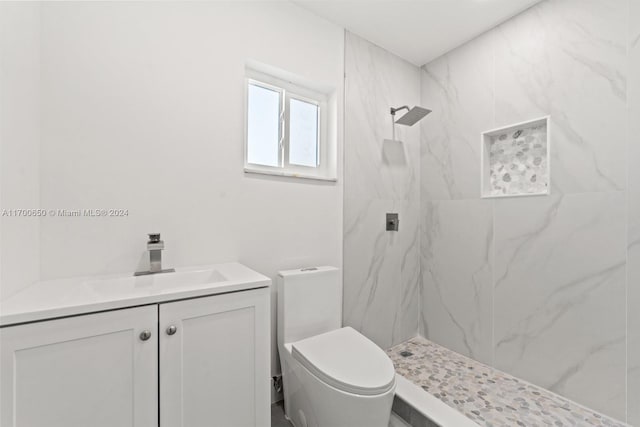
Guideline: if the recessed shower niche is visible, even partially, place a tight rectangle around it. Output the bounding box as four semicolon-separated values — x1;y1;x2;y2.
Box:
481;116;550;198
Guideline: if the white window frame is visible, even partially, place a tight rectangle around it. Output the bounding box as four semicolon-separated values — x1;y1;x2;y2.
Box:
244;69;333;181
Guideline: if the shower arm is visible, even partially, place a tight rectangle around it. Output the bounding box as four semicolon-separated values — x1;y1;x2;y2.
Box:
390;106;410;116
390;106;410;141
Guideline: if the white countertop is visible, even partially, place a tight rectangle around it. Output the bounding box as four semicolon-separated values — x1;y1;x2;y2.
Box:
0;262;270;327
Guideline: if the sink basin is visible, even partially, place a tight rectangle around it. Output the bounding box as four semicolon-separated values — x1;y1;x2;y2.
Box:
0;262;270;327
84;269;228;296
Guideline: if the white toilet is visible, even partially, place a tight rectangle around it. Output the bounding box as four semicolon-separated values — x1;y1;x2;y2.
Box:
277;266;396;427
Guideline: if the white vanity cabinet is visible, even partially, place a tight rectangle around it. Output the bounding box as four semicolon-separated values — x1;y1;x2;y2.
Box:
160;288;270;427
0;276;270;427
0;306;159;427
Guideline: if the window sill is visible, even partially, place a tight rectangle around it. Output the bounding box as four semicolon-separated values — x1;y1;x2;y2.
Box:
244;167;337;182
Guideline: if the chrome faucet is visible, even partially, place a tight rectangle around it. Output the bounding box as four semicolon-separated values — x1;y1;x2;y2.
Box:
134;233;175;276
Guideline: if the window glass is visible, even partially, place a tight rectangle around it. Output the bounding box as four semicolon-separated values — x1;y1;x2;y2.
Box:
247;83;280;167
288;98;319;167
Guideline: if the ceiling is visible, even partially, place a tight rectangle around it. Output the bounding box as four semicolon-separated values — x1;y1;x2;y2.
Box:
293;0;543;66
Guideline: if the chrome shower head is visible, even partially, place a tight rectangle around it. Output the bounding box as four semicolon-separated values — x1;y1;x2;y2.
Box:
390;105;432;126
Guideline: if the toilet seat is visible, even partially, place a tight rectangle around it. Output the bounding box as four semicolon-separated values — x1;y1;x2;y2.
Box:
291;327;396;396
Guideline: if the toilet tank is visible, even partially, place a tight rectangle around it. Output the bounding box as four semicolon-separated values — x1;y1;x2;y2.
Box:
277;266;341;347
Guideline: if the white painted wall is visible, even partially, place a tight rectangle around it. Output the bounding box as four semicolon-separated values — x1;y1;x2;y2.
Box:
0;2;41;300
4;1;344;400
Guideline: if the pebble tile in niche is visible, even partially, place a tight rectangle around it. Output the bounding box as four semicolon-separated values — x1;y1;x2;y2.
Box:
388;337;627;427
481;117;550;198
488;125;547;196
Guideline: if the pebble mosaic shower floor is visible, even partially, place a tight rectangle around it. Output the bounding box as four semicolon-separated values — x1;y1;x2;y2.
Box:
388;337;627;427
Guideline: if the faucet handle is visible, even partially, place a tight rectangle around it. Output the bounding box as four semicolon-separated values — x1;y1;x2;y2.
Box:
148;233;161;243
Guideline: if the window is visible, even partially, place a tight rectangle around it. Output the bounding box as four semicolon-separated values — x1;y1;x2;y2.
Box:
247;82;282;168
245;69;334;181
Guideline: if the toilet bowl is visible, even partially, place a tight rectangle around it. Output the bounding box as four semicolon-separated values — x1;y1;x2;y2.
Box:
277;267;396;427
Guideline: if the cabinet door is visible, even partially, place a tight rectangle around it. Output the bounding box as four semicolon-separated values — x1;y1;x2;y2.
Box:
0;306;158;427
160;288;270;427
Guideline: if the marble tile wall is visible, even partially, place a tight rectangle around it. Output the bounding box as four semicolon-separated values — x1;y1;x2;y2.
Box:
420;0;636;422
494;0;627;194
343;32;421;349
420;31;494;201
420;199;493;365
628;1;640;424
493;192;626;418
344;0;639;421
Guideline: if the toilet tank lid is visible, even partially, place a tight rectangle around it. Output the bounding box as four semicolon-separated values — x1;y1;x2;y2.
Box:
291;327;396;396
278;266;339;278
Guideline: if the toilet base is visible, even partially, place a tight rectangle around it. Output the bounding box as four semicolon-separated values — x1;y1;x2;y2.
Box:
280;345;395;427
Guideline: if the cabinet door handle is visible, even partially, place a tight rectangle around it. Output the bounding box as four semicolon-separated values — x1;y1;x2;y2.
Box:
166;325;178;336
139;330;152;341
